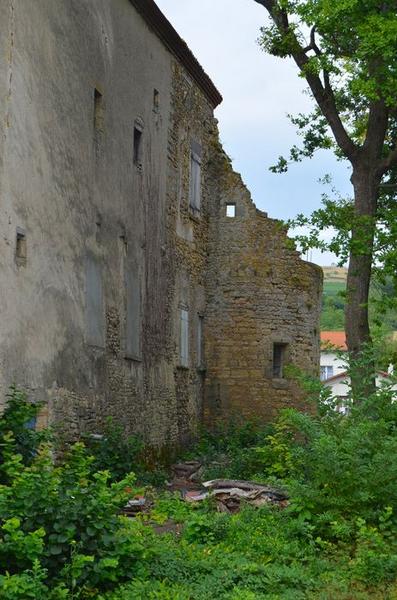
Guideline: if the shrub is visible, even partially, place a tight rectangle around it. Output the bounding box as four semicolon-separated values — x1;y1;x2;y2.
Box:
0;387;50;483
83;417;144;482
0;434;148;596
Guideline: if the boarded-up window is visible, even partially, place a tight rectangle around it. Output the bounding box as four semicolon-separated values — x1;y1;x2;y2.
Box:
125;267;141;359
197;315;204;367
189;141;202;213
180;308;189;367
86;256;105;347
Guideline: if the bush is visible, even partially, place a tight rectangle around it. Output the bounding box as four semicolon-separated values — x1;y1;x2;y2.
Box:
83;417;144;482
0;387;50;483
0;438;149;596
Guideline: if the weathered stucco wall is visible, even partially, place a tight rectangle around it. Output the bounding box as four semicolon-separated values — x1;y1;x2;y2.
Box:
0;0;322;449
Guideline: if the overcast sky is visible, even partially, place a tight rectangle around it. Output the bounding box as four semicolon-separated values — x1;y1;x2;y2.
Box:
155;0;351;264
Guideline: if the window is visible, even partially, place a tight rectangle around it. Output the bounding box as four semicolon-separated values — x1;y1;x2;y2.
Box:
226;203;236;218
93;88;104;132
189;141;202;213
273;343;287;378
133;121;143;167
125;267;142;359
86;255;105;347
180;308;189;367
15;228;27;266
153;89;160;113
320;365;334;381
197;315;204;367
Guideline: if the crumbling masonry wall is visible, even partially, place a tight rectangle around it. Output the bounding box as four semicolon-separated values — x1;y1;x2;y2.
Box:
204;144;323;423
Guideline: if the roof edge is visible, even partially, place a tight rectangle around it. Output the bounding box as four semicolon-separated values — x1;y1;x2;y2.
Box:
129;0;223;108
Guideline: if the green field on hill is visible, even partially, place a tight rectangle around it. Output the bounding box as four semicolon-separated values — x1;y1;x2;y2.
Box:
321;268;397;333
321;277;346;330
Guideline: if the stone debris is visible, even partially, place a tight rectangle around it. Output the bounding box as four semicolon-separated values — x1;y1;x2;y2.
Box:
186;479;289;513
122;468;288;519
121;495;147;516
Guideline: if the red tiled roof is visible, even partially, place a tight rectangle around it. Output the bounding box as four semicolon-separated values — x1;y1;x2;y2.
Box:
321;331;347;351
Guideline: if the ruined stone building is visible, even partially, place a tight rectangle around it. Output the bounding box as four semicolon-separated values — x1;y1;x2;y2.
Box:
0;0;322;449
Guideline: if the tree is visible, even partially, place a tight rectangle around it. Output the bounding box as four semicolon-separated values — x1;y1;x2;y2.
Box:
253;0;397;395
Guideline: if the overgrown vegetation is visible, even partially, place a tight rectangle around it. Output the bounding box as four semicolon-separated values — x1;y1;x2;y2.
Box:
1;379;396;598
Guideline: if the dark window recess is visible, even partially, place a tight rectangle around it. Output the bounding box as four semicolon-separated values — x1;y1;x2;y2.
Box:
273;343;287;378
15;229;27;266
153;89;160;113
226;203;236;217
133;124;143;167
93;88;104;132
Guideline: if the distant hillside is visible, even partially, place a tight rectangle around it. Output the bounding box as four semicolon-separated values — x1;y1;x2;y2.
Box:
320;266;397;333
321;268;345;330
322;266;348;284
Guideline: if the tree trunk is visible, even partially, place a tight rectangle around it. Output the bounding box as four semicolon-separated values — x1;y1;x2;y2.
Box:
345;166;379;400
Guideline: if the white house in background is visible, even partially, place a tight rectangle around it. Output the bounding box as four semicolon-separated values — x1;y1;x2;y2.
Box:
320;331;397;406
323;369;395;405
320;331;347;381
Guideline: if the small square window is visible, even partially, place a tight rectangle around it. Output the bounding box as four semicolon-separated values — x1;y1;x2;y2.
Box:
226;204;236;218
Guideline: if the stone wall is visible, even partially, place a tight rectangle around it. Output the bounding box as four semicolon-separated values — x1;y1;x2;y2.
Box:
204;142;323;423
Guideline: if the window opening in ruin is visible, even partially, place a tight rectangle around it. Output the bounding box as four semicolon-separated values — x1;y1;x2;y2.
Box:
15;228;27;266
93;88;104;132
189;141;202;213
133;124;143;167
226;203;236;217
153;89;160;113
197;315;204;367
273;343;287;378
180;308;189;367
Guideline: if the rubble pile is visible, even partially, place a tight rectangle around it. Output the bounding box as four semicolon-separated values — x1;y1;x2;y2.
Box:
186;479;289;513
122;462;289;518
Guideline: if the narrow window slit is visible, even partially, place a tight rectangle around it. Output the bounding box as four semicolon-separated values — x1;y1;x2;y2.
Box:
15;228;27;266
133;122;143;167
273;343;287;378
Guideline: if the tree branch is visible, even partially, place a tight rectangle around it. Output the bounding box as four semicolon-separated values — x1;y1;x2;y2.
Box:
254;0;358;162
303;27;321;56
377;145;397;176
